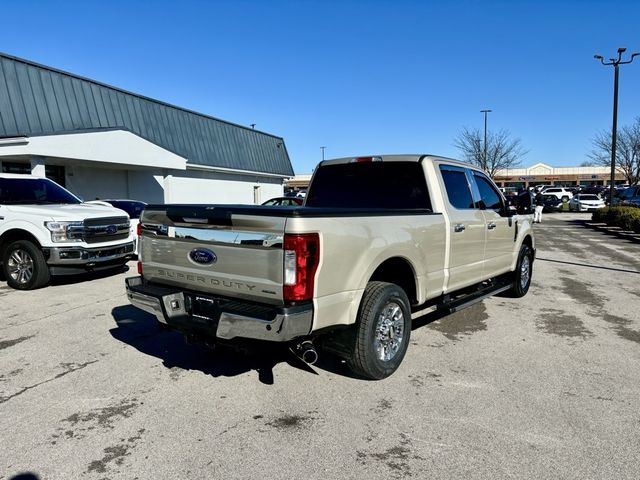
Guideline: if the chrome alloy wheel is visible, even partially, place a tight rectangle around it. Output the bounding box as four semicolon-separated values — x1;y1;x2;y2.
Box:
373;301;405;362
520;255;531;290
7;248;34;285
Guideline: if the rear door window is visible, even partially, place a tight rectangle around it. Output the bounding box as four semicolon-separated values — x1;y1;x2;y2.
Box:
439;166;475;209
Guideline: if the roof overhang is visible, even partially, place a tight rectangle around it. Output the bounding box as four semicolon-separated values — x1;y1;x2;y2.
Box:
186;162;292;179
0;130;187;170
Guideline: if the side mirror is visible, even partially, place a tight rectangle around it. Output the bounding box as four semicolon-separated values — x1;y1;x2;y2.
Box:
516;191;534;214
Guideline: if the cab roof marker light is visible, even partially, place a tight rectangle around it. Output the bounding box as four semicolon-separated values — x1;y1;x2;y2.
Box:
350;156;383;163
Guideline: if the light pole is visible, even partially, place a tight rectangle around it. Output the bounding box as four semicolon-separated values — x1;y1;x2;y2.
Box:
480;109;492;168
594;48;639;203
320;146;326;162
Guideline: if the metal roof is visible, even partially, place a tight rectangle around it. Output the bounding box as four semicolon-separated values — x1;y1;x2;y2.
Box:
0;52;294;176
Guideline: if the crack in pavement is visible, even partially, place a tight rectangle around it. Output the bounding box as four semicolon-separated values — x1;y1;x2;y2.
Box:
0;335;35;350
0;360;98;404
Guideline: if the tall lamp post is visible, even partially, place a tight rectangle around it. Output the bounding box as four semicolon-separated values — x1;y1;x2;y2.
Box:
594;48;639;204
480;109;492;169
320;146;326;162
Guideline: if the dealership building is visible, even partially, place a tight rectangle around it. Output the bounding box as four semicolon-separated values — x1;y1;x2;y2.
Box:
493;162;624;189
0;53;294;204
286;162;625;191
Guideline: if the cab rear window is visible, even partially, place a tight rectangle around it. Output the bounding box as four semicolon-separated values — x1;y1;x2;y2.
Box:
305;162;431;210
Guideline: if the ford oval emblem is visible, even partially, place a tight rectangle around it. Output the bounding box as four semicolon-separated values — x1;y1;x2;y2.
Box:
105;225;117;234
188;248;217;266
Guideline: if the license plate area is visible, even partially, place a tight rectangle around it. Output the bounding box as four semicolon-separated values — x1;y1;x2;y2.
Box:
187;294;225;324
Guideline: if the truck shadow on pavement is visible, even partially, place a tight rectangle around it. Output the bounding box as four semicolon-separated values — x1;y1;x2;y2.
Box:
110;305;316;385
109;304;480;382
49;265;130;286
0;265;129;286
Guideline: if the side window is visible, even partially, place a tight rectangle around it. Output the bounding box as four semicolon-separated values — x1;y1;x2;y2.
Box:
440;166;474;209
473;173;503;211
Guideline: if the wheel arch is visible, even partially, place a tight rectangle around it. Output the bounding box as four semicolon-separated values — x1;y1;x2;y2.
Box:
509;233;534;273
0;229;43;258
368;256;418;305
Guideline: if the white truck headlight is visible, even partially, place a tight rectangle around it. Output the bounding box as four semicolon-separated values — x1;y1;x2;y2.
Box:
45;221;84;242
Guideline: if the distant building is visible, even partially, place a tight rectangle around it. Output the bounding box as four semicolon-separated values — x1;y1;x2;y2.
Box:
0;53;294;204
493;162;624;189
286;161;625;191
286;174;312;190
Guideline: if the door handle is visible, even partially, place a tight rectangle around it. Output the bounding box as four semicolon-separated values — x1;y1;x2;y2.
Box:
454;224;466;232
487;222;496;230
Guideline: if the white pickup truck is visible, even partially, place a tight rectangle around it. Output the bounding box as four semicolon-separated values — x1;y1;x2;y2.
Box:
0;173;136;290
126;155;535;379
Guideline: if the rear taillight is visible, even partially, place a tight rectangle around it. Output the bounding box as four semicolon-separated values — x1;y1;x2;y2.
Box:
283;233;320;302
137;261;143;275
136;222;142;236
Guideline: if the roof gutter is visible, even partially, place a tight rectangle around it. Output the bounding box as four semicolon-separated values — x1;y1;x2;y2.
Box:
186;162;292;179
0;136;29;146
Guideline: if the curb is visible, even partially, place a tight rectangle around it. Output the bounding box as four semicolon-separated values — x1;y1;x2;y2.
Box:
583;221;640;244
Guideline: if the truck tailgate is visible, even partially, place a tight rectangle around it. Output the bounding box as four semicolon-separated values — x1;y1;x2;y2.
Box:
139;205;287;305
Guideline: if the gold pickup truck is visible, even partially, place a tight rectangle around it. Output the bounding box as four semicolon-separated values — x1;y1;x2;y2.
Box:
126;155;535;379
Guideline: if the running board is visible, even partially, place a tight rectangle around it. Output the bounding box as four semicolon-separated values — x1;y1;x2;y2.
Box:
411;280;513;320
444;283;512;313
411;305;438;320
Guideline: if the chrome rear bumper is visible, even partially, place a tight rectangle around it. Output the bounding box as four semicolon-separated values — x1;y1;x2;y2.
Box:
125;276;313;342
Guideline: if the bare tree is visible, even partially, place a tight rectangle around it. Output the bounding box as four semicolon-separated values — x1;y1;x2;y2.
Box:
589;117;640;185
453;127;527;178
580;159;597;167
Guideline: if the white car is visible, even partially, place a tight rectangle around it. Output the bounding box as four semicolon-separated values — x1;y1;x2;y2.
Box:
541;187;573;203
568;194;606;212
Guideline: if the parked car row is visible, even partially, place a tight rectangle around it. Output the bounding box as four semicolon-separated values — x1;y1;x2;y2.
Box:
535;184;639;212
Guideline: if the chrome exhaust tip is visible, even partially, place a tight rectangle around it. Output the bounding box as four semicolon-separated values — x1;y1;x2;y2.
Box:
292;340;318;365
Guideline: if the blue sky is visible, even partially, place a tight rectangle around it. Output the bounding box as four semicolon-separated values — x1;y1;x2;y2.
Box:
1;0;639;174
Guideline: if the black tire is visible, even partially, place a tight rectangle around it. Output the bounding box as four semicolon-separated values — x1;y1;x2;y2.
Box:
2;240;51;290
506;244;533;298
347;281;411;380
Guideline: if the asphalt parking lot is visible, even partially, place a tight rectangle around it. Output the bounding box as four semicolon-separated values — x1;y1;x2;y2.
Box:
1;212;639;480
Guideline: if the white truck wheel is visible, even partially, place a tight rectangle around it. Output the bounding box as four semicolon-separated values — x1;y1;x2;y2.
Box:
3;240;51;290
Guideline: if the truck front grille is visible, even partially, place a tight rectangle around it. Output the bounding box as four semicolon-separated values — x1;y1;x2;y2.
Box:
83;216;130;244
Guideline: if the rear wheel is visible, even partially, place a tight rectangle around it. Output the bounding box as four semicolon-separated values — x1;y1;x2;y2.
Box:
347;281;411;380
2;240;50;290
506;244;533;298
